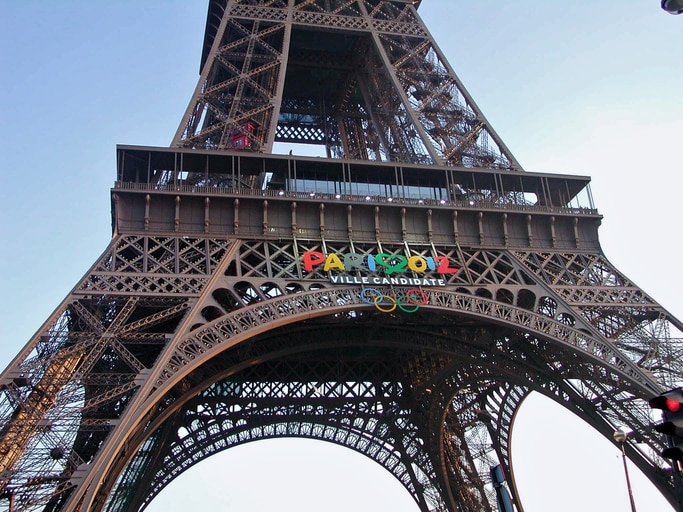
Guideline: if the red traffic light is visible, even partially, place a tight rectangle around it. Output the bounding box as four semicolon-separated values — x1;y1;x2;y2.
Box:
649;389;683;459
666;398;681;412
649;390;683;412
649;396;679;411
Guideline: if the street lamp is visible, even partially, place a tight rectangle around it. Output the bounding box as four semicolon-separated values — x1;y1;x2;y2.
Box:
613;429;638;512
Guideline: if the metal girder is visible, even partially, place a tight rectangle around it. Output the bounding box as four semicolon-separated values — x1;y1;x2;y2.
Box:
1;226;681;511
173;0;519;169
3;1;683;512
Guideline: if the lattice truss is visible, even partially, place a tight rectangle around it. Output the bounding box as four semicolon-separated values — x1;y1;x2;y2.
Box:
514;251;683;388
174;1;288;151
176;241;679;503
2;232;681;511
107;357;441;512
0;235;233;512
83;238;675;511
102;317;520;512
173;0;518;169
102;267;672;512
366;3;514;168
4;2;681;512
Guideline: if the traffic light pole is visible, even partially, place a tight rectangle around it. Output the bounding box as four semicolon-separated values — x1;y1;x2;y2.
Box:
620;443;638;512
676;478;683;512
669;450;683;512
614;430;638;512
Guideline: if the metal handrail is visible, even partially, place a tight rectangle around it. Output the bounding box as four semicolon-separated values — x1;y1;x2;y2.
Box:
112;181;599;215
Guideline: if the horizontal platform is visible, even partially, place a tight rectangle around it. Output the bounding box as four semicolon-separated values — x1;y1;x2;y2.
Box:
113;146;602;250
117;145;596;209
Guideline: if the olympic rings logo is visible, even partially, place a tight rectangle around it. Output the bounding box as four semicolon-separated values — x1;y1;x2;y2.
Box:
359;288;429;313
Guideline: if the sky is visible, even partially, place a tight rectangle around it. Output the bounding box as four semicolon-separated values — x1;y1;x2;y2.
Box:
1;1;681;511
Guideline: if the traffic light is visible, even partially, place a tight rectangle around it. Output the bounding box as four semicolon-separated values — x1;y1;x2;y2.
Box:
662;0;683;15
649;388;683;461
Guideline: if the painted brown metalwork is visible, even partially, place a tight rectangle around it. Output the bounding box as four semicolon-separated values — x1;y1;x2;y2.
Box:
1;1;682;511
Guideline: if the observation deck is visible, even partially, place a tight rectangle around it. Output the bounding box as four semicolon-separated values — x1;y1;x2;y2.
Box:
114;145;601;250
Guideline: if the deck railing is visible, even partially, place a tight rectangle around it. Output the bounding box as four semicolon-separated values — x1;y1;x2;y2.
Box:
113;181;598;216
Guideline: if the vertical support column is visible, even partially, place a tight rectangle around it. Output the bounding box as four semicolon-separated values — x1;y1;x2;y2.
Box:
453;210;459;244
174;196;181;232
401;208;407;241
373;206;381;240
502;213;508;247
264;1;294;149
478;212;485;245
319;204;325;236
526;214;533;247
233;199;240;235
204;197;210;234
144;194;150;231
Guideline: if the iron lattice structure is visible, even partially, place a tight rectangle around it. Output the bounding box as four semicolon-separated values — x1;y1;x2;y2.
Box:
1;1;682;511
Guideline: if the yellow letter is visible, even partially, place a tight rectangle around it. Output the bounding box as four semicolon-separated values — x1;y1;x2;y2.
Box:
323;253;345;271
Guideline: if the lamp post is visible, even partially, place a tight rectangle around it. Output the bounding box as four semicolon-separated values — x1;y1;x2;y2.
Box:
614;429;638;512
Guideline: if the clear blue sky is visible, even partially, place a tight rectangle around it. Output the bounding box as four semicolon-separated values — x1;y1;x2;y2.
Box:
1;1;681;511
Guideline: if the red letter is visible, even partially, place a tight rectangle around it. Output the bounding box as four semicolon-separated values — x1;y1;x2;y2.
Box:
435;256;459;274
303;251;325;272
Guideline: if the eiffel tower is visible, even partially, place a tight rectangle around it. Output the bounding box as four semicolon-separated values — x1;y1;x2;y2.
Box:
1;1;682;511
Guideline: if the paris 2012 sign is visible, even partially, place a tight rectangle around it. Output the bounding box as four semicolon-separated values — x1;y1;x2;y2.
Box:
302;250;458;287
